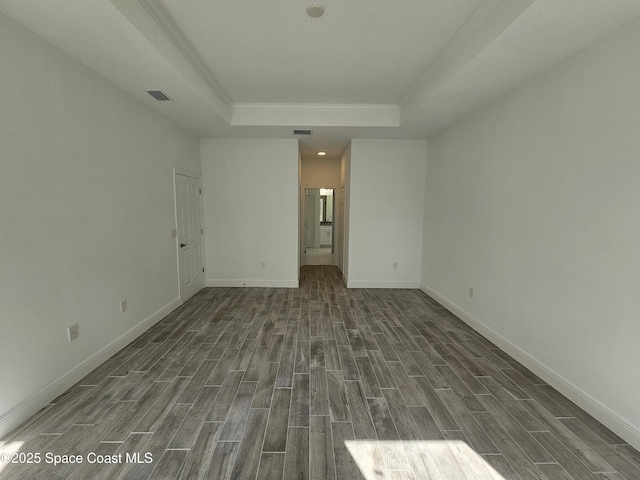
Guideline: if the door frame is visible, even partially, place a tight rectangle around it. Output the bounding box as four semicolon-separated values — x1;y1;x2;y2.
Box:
173;167;205;303
337;183;346;274
300;184;338;266
305;192;316;249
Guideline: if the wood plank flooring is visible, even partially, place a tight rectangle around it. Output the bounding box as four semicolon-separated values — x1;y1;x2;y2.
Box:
2;265;640;479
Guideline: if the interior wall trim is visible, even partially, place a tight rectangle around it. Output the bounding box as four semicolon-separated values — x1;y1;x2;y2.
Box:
420;282;640;451
0;298;181;439
206;279;298;288
347;281;421;289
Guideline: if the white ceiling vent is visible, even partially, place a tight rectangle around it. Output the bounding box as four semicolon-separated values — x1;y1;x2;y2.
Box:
293;129;313;135
146;90;172;101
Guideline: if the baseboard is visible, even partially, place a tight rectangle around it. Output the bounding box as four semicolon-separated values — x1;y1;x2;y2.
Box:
0;297;180;439
347;280;420;289
420;282;640;451
206;279;298;288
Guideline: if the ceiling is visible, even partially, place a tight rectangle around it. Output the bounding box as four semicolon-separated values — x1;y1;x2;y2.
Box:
2;0;640;159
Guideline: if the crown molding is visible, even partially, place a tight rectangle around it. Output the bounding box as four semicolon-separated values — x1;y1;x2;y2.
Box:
108;0;231;123
138;0;233;109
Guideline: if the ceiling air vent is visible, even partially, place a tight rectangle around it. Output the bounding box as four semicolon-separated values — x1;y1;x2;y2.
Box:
146;90;171;101
292;129;313;136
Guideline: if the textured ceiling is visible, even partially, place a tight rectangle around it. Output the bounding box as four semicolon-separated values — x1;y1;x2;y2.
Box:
157;0;483;104
1;0;640;159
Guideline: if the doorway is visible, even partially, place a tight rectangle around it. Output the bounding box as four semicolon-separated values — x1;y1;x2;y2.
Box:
174;168;204;302
303;187;335;265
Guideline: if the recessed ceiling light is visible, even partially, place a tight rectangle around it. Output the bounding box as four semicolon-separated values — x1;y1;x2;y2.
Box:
307;4;324;18
318;151;327;156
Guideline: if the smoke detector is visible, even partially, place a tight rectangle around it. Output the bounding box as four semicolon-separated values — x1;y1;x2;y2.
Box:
306;4;324;18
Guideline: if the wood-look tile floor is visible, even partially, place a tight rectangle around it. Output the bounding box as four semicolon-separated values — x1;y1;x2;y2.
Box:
305;248;335;266
2;266;640;480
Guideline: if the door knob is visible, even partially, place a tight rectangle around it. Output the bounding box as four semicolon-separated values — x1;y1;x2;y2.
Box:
180;243;188;248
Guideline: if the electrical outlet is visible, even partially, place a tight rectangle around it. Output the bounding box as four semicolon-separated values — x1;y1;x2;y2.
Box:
68;324;79;342
120;300;127;313
469;287;474;298
260;261;266;269
393;262;398;270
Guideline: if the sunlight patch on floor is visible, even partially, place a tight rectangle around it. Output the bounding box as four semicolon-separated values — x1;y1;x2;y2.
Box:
345;439;505;479
0;440;25;474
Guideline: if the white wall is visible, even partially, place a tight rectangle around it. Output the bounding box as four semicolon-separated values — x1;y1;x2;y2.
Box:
326;195;333;223
300;157;340;186
201;138;299;287
0;14;201;436
422;17;640;448
348;139;427;288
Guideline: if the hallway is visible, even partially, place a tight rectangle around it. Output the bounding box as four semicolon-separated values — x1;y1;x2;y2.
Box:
304;248;334;266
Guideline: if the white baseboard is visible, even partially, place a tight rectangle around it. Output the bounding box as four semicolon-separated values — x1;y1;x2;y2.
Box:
206;279;298;288
0;298;180;439
420;282;640;451
347;280;420;289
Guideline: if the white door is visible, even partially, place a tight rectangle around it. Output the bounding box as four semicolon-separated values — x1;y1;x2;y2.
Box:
175;172;203;302
305;194;315;248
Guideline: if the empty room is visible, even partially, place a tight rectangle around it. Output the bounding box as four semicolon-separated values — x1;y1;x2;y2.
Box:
1;1;640;479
